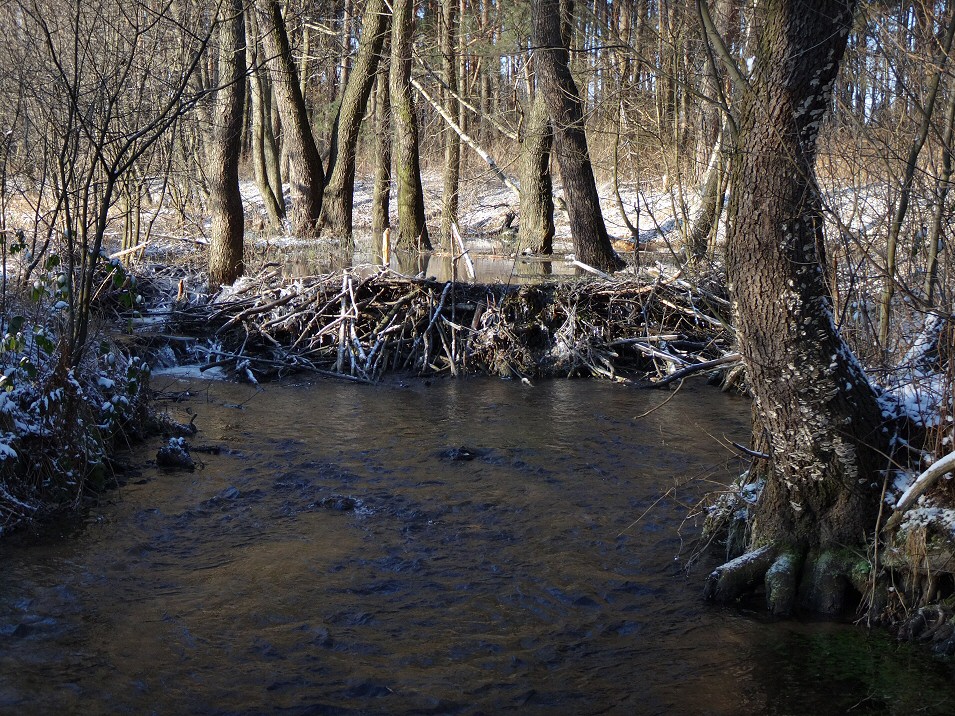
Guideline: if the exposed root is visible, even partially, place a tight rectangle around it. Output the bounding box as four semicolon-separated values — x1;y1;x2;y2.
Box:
765;550;801;615
703;543;778;604
704;544;871;616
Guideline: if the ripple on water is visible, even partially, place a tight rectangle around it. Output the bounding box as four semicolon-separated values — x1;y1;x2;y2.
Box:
2;378;955;715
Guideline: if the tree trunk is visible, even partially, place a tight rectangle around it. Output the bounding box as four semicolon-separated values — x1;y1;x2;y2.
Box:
371;39;392;239
321;0;390;238
246;6;284;229
439;0;461;245
256;0;324;237
518;91;555;254
532;0;623;272
207;0;246;286
708;0;893;616
390;0;430;251
685;122;727;263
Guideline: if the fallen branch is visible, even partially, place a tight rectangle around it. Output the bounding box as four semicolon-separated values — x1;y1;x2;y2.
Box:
884;451;955;531
411;77;521;200
653;352;742;387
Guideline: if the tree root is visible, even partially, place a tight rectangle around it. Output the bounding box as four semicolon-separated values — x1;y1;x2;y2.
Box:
704;544;872;616
703;543;778;604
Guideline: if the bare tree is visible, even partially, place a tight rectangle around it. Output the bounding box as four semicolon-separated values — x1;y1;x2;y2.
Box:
706;0;893;616
321;0;390;238
518;91;555;254
5;0;214;365
371;38;392;240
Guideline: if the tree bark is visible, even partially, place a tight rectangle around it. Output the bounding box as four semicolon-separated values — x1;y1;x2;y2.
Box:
390;0;431;251
246;6;284;229
371;44;392;239
715;0;892;615
256;0;324;237
207;0;246;286
518;91;555;254
321;0;390;238
532;0;623;272
439;0;461;245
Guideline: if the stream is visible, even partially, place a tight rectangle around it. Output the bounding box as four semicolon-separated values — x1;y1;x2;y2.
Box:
1;376;953;714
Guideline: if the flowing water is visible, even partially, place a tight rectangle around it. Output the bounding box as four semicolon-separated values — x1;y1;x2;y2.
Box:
1;377;953;715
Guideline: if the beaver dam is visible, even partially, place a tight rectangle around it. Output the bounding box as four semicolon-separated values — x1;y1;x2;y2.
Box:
167;265;740;386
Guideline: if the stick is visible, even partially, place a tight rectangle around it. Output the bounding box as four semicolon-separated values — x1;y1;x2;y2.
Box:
653;352;742;387
570;259;613;280
109;240;152;260
451;222;476;280
411;77;521;200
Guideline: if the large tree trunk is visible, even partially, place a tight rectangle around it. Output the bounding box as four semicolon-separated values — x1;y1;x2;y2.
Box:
321;0;390;238
518;91;555;254
207;0;247;286
256;0;324;237
390;0;431;251
706;0;893;616
532;0;623;272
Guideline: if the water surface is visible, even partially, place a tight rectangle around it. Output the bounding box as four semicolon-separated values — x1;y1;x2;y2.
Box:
1;377;952;714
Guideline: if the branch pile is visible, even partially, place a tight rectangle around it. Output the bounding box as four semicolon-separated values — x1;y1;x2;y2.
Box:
171;267;738;384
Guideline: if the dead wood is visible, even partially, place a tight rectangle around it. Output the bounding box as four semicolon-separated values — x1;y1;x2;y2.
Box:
171;267;736;383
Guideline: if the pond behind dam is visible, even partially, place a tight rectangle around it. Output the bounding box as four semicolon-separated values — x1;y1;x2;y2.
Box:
1;376;953;714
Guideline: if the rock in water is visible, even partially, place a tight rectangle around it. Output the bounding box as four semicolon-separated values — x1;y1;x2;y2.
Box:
156;437;195;471
442;446;476;461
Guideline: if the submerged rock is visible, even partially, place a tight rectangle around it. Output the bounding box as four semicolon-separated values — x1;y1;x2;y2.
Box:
441;446;477;462
319;495;359;511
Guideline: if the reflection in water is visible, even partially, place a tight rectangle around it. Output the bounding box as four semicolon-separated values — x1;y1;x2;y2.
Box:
0;378;953;714
278;231;579;283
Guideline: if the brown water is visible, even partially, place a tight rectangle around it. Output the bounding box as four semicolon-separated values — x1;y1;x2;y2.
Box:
1;377;953;715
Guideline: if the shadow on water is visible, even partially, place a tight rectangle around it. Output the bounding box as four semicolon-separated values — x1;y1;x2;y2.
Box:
1;377;953;714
